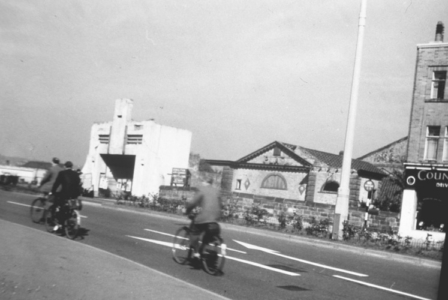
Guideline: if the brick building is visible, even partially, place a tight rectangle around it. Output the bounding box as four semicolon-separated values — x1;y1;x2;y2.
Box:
194;141;392;229
399;22;448;242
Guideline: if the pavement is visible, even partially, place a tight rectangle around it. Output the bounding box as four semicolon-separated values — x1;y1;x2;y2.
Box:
0;218;231;300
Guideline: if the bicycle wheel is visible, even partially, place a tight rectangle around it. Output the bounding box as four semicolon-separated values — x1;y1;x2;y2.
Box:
172;227;191;264
30;198;46;223
64;210;80;239
44;209;56;233
201;238;226;275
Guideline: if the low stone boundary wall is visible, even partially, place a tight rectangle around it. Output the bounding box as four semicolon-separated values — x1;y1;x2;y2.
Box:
158;187;400;233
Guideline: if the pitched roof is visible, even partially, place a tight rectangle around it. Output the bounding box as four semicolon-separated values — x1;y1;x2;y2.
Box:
20;161;52;170
236;141;312;167
300;146;386;175
208;140;386;176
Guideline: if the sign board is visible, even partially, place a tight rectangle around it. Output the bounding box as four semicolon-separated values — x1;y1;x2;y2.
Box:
364;180;375;191
170;168;191;187
405;168;448;190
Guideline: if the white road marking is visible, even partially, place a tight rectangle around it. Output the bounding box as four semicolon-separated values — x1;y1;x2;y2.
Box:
128;235;175;248
127;235;299;276
234;239;368;277
233;240;279;253
7;201;88;218
333;275;432;300
145;229;247;254
225;256;300;276
7;201;30;208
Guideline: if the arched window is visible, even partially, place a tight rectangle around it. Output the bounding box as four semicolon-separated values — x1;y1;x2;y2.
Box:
261;174;287;190
322;180;339;192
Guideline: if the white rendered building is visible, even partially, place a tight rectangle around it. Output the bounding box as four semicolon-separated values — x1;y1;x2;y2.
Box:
81;99;192;197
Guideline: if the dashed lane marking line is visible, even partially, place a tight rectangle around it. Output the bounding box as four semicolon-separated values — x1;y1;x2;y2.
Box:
333;275;432;300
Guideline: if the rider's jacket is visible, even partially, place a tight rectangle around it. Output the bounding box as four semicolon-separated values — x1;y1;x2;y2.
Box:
39;164;64;193
51;169;81;200
186;184;222;224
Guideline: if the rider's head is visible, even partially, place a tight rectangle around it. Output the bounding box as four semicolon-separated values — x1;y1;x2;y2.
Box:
64;161;73;169
52;157;60;165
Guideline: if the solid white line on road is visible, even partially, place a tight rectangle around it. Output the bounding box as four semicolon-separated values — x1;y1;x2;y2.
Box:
144;229;247;254
7;201;30;208
7;201;88;218
225;256;300;276
127;235;299;276
234;239;368;277
333;275;432;300
128;235;174;248
272;252;368;277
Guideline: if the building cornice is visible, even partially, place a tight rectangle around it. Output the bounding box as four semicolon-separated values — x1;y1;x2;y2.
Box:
417;42;448;49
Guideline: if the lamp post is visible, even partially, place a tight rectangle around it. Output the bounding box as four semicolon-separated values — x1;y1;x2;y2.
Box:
333;0;368;240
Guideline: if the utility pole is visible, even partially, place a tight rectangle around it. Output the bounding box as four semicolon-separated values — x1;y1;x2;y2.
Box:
333;0;367;240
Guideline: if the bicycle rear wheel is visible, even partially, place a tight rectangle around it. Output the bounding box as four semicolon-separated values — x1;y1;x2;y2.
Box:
201;238;226;275
64;210;80;239
30;198;46;223
172;227;191;264
44;209;56;233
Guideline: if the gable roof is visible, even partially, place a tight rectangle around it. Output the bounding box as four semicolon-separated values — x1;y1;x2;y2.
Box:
20;161;52;170
206;140;386;177
236;141;313;167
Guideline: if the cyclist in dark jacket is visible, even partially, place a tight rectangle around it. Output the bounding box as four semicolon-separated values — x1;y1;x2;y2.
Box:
50;161;81;230
186;178;222;258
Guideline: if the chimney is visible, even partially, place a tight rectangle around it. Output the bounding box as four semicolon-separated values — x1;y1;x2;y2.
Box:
435;21;444;42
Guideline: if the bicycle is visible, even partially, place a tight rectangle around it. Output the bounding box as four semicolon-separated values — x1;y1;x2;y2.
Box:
172;215;226;275
44;198;81;239
30;193;52;224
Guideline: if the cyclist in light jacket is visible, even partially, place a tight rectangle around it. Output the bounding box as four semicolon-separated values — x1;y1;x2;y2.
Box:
186;178;222;258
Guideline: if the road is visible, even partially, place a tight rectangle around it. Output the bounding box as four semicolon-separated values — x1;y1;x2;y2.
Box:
0;190;441;300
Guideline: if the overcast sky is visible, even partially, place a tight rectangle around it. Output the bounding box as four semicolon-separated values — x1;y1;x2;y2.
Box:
1;0;447;166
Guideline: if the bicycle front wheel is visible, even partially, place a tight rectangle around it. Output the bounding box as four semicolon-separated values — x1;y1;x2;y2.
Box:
201;239;226;275
172;227;191;264
30;198;46;223
64;210;80;239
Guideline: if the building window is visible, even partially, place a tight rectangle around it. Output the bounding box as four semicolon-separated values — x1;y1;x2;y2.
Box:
273;147;281;156
424;126;440;161
99;134;110;144
235;179;242;190
134;124;143;130
126;134;143;145
322;180;340;193
443;127;448;161
431;71;446;100
261;174;287;190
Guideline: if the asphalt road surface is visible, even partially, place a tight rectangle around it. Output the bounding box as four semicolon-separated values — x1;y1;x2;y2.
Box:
0;190;441;300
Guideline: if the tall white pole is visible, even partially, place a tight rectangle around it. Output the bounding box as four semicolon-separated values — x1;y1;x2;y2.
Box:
334;0;367;240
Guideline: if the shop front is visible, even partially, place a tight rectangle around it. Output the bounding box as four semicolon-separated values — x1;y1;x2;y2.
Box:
399;163;447;242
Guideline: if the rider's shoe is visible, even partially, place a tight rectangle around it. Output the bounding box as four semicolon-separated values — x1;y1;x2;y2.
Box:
53;225;59;232
193;252;201;259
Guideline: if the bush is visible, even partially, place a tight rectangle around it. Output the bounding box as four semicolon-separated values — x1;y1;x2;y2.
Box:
306;217;330;238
